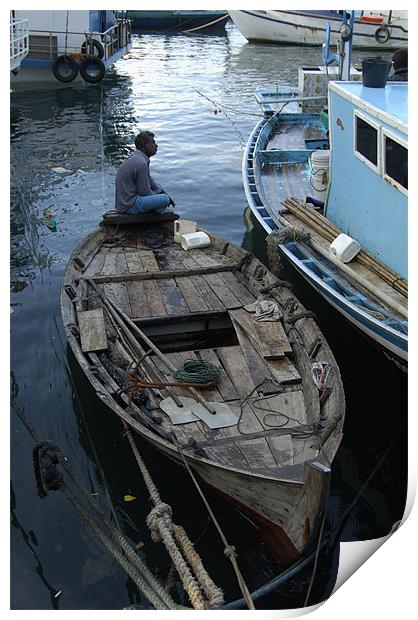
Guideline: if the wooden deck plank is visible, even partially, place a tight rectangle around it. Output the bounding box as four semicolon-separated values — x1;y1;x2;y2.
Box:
157;278;190;315
267;357;302;385
197;348;239;402
102;282;132;316
142;279;166;317
218;271;256;306
83;252;106;278
101;252;118;276
125;252;146;273
127;281;151;318
189;275;226;311
139;251;160;272
216;345;256;398
175;276;210;313
203;273;242;309
229;315;275;388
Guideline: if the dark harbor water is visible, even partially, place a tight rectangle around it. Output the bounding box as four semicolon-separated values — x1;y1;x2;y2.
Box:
10;25;406;610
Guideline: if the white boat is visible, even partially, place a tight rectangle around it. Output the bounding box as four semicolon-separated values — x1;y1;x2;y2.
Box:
229;10;408;49
10;10;131;86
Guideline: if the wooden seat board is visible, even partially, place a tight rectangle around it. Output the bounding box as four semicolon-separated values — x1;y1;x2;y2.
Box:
189;275;226;311
157;278;190;315
127;281;151;318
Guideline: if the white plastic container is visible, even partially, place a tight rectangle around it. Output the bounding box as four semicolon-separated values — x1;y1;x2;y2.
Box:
329;233;361;263
174;219;197;243
310;150;330;201
180;231;211;251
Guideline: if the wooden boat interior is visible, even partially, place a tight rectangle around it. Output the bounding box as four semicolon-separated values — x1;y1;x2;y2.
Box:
64;219;344;483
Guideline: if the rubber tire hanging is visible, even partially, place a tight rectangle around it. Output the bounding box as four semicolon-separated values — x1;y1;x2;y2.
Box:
81;38;105;60
79;56;106;84
52;54;79;83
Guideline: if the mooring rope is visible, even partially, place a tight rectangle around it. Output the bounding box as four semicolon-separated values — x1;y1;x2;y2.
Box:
172;359;221;384
11;399;185;610
123;423;224;609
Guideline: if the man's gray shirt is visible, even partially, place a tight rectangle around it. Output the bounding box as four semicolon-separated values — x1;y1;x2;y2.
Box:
115;149;162;212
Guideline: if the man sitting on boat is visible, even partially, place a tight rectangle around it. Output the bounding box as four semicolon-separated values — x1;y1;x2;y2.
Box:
388;48;408;82
115;131;174;215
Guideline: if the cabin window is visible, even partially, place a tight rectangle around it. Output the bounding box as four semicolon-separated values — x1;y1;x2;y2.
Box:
354;111;380;171
383;130;408;193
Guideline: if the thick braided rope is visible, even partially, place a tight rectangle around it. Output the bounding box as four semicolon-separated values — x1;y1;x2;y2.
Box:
147;503;206;610
173;525;224;609
172;359;221;384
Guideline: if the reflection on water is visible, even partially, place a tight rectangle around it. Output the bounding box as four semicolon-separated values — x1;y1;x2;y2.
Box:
10;25;406;610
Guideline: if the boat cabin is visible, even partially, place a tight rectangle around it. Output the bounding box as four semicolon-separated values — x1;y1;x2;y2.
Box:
326;81;408;278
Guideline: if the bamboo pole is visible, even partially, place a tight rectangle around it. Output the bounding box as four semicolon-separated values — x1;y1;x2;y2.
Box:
275;213;408;320
283;199;408;296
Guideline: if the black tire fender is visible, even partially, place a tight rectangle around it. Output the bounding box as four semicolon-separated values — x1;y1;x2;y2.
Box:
81;38;104;59
79;56;106;84
52;54;79;83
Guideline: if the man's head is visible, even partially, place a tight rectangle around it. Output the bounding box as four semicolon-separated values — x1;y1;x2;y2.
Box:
392;48;407;72
135;131;158;157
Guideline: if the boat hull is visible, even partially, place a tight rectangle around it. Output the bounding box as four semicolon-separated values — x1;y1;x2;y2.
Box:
242;116;407;368
61;222;344;566
127;11;228;33
229;10;407;49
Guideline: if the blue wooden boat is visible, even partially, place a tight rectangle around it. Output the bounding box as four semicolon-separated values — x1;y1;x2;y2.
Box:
243;82;408;369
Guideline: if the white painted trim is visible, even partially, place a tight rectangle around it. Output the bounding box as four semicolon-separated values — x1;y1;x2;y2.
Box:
381;127;408;196
329;81;408;135
353;109;381;175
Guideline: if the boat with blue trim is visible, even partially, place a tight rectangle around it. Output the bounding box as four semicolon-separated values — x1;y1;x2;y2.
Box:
10;10;131;86
243;38;407;369
229;10;407;48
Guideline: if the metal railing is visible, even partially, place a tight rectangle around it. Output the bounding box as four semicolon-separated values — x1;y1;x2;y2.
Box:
10;17;29;71
24;19;131;62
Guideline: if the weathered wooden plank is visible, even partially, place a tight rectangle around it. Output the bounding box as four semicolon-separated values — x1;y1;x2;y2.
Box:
218;271;256;306
139;251;160;272
197;348;238;402
125;252;145;273
116;253;129;275
216;345;256;398
80;264;240;284
229;315;275;388
101;252;118;276
127;281;151;318
77;309;108;352
158;278;190;315
188;249;219;267
253;320;292;359
142;279;166;317
267;357;301;385
83;252;106;278
189;275;225;311
203;273;242;309
102;282;132;316
170;245;201;269
175;276;209;313
268;434;294;467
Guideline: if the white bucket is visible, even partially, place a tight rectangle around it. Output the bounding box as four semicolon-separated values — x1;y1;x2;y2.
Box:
329;233;361;263
180;231;211;251
310;150;330;201
174;219;197;243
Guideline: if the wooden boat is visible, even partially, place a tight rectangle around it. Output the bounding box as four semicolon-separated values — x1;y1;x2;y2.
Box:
61;211;345;565
229;9;407;48
243;80;408;370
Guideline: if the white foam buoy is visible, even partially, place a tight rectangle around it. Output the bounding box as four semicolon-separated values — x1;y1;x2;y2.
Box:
180;231;211;251
329;233;361;263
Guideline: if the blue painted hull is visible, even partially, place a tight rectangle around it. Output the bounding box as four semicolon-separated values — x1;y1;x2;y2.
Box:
243;114;407;368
